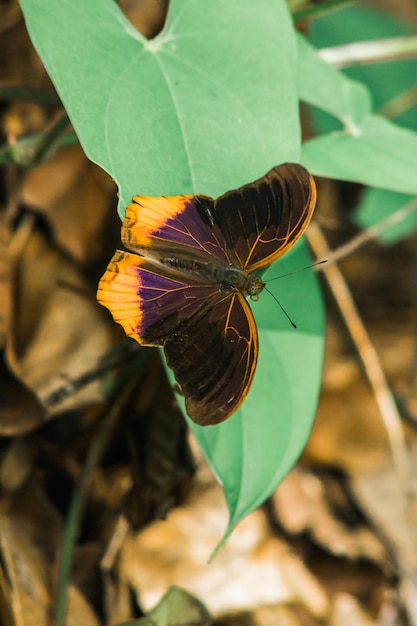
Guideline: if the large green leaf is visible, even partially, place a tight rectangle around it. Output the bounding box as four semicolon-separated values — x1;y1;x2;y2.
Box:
302;114;417;194
297;35;417;194
20;0;324;535
296;33;371;131
21;0;301;208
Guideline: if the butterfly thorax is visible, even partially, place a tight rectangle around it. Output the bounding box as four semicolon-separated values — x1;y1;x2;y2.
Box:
160;256;265;299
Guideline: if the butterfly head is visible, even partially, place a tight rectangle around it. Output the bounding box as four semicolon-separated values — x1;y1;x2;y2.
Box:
246;275;265;301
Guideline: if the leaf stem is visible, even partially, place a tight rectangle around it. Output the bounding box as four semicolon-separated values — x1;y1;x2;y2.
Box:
378;84;417;120
0;111;77;167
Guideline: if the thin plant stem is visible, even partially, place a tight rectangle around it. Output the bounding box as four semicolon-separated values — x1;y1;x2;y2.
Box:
319;35;417;68
307;222;416;555
378;84;417;120
0;83;61;106
314;196;417;269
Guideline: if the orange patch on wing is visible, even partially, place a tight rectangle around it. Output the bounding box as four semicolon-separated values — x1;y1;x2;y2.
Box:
96;250;145;342
122;195;194;249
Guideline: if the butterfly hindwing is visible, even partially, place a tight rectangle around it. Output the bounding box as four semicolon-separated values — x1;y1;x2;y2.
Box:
97;251;222;345
164;290;258;426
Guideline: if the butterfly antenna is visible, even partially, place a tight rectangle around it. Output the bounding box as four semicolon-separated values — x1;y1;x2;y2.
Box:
266;259;327;283
263;260;327;329
264;287;297;329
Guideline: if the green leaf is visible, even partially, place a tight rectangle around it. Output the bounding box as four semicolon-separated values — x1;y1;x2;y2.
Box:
20;0;324;536
21;0;301;211
296;33;371;130
301;114;417;194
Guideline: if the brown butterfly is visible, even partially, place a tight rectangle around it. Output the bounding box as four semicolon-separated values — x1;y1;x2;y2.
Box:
97;163;316;426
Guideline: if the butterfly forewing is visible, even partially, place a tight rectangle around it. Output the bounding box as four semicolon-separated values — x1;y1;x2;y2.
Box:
122;194;231;266
196;163;316;272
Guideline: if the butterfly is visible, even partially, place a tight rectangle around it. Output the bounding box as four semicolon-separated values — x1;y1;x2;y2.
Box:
97;163;316;426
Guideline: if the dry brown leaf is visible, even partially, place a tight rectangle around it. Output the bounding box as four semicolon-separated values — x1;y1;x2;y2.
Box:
119;480;329;619
250;604;319;626
5;222;117;422
0;438;33;492
65;585;100;626
0;214;49;434
0;478;61;626
273;467;386;564
119;0;168;39
121;357;195;525
0;477;101;626
20;145;117;266
0;356;45;435
330;593;375;626
102;563;133;626
305;321;392;474
0;217;12;347
350;448;417;571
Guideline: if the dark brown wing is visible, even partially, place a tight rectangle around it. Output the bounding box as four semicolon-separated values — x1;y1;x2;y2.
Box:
164;291;258;426
193;163;316;272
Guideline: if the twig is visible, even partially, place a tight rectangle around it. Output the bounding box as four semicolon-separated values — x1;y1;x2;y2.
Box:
314;196;417;269
44;341;143;408
307;223;415;548
378;84;417;121
319;35;417;68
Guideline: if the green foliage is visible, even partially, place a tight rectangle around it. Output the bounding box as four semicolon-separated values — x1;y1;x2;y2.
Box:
310;4;417;131
355;188;417;245
306;3;417;242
